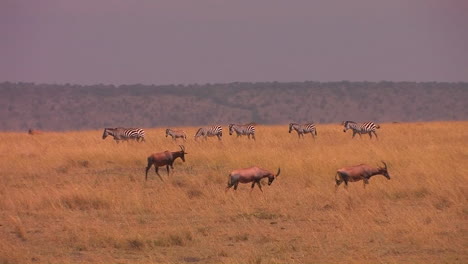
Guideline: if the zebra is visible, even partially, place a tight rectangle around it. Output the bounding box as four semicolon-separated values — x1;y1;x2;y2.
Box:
102;127;146;143
228;123;256;140
194;125;223;141
165;128;187;141
289;123;317;139
342;121;380;139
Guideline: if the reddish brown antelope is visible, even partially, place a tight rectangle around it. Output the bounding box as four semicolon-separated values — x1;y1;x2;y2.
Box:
335;161;390;190
226;166;281;192
28;129;42;135
145;145;188;181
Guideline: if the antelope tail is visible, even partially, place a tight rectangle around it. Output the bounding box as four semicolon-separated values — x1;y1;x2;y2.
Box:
335;172;342;184
227;174;233;186
147;156;154;167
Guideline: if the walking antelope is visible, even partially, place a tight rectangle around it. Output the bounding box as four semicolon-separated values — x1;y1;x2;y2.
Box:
28;129;42;135
102;127;146;143
226;167;281;192
335;161;390;190
228;123;256;140
194;125;223;141
166;128;187;141
288;123;317;139
145;145;188;181
342;121;380;139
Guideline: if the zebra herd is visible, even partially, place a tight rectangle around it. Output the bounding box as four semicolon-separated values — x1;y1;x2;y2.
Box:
101;121;385;188
101;121;381;143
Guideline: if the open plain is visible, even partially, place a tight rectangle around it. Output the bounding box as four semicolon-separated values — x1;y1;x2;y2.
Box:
0;122;467;263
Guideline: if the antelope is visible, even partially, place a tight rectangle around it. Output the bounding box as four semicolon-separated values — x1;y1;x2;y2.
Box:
28;129;42;135
166;128;187;141
335;161;390;190
226;167;281;192
145;145;188;181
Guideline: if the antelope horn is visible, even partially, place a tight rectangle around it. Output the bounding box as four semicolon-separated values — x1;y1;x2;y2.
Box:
180;145;187;153
276;167;281;177
381;161;387;169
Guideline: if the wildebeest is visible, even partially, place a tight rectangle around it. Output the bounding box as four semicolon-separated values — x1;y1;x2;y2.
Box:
335;161;390;190
226;166;281;192
166;128;187;141
145;145;188;181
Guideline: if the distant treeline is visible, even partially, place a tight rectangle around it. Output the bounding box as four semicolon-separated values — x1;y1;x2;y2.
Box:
0;81;467;131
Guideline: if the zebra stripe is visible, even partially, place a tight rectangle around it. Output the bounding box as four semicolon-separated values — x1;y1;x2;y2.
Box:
289;123;317;139
194;125;223;141
102;127;146;143
228;123;256;140
166;128;187;141
342;121;380;139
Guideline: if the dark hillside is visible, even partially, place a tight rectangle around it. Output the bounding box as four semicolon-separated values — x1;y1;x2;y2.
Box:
0;81;467;131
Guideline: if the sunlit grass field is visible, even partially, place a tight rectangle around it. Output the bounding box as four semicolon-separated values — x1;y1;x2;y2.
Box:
0;122;467;264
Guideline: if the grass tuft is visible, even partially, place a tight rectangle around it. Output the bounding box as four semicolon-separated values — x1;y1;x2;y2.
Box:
60;194;110;210
9;216;26;241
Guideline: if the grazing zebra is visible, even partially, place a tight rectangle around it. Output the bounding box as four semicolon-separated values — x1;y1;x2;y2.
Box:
228;123;256;140
165;128;187;141
288;123;317;139
194;125;223;141
102;127;146;143
342;121;380;139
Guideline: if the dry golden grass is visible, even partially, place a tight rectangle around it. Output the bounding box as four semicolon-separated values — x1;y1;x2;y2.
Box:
0;122;467;264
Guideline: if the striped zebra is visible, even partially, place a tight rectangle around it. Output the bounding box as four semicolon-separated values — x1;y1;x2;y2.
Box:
342;121;380;139
288;123;317;139
102;127;146;143
228;123;256;140
194;125;223;141
165;128;187;141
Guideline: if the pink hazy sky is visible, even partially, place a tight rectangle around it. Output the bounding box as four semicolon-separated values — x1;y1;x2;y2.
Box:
1;0;467;85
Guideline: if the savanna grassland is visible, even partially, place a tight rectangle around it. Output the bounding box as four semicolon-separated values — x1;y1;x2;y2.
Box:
0;122;467;264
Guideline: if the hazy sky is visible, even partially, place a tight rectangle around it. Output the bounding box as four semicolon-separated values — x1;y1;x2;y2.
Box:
1;0;467;85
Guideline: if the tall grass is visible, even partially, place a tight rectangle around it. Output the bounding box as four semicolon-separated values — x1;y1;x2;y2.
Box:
0;122;467;263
